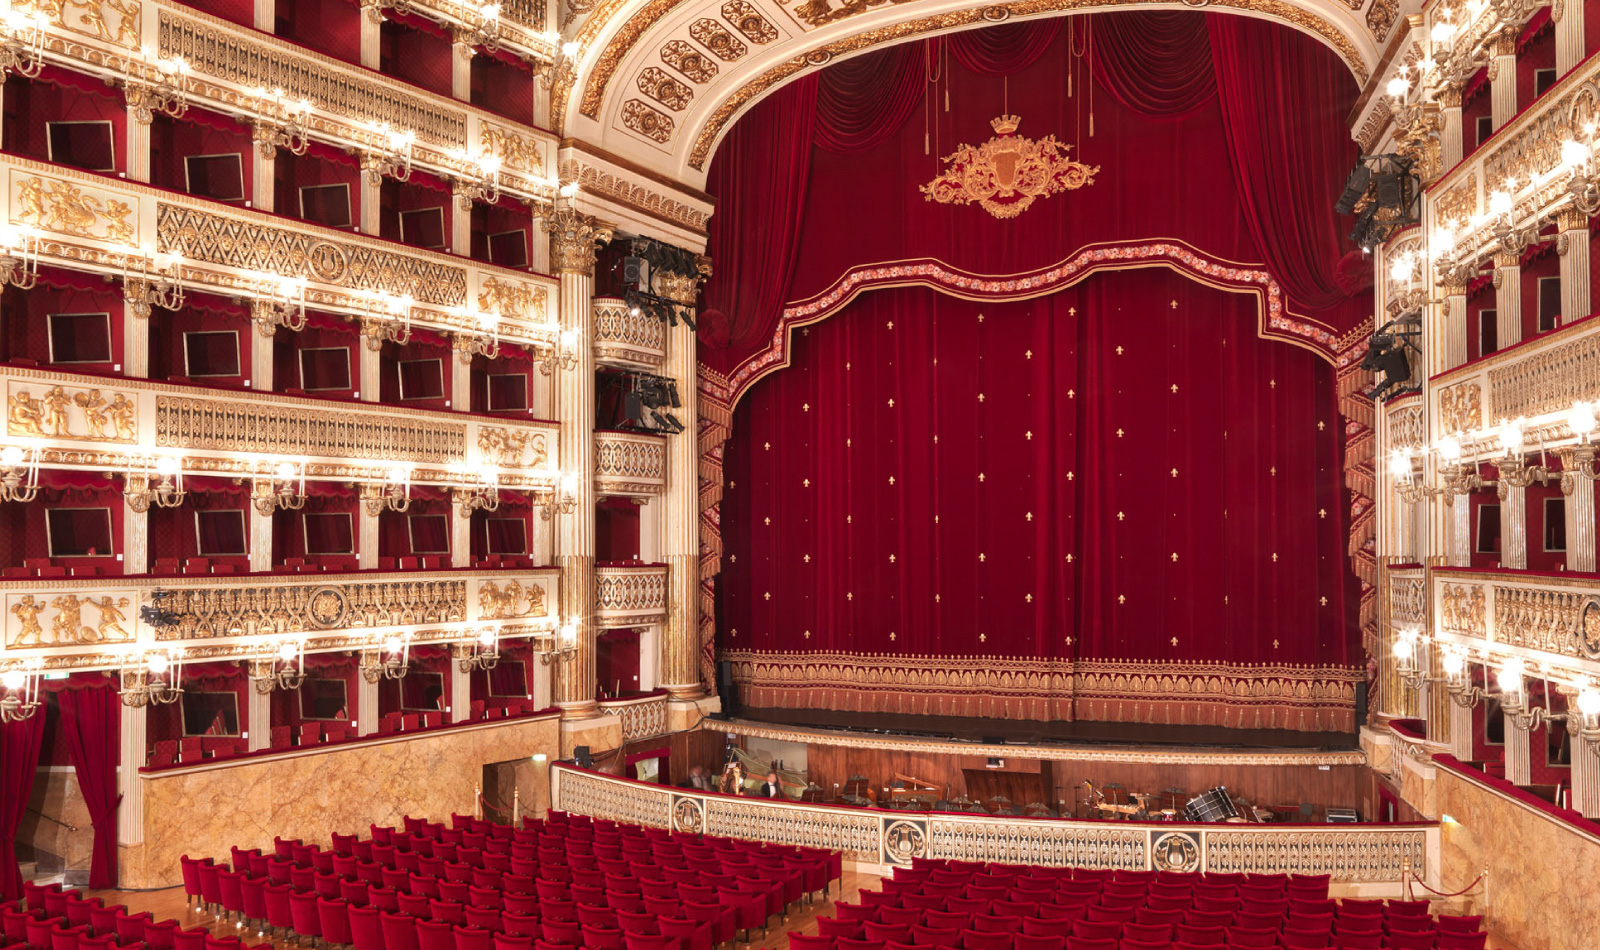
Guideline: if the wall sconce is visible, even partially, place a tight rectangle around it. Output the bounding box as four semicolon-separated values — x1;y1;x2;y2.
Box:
1388;448;1433;503
531;620;577;665
456;627;500;672
1573;688;1600;754
251;272;308;333
538;471;578;521
1494;416;1553;489
125;454;185;512
456;466;501;513
251;87;312;158
1432;433;1492;501
455;309;501;361
0;441;40;503
0;224;39;290
361;632;412;682
122;48;191;123
362;122;416;184
0;659;42;723
254;460;307;513
1497;658;1567;731
119;647;185;707
1487;183;1546;257
1561;402;1599;493
538;327;580;375
362;466;412;514
251;638;307;693
1441;649;1491;709
0;8;46;80
455;151;502;207
1561;127;1600;215
465;3;504;54
1391;626;1440;692
358;290;413;346
123;248;186;320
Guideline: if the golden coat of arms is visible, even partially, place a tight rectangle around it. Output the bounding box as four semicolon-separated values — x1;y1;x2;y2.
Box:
920;115;1099;219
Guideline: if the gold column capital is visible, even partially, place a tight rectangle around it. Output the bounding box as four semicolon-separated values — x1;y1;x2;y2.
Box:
544;209;614;276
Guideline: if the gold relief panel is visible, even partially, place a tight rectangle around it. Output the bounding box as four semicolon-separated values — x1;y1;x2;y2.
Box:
1439;583;1488;639
638;67;694;111
480;124;547;177
7;382;138;443
477;578;555;621
622;100;676;145
153;578;469;640
778;0;919;30
1365;0;1397;40
477;276;550;324
478;427;552;469
1436;173;1477;227
688;18;748;60
1492;584;1597;657
1204;829;1427;882
720;0;779;43
1487;328;1600;421
12;172;137;245
661;39;718;83
155;394;467;464
7;591;136;649
559;160;710;237
1437;381;1482;435
45;0;141;46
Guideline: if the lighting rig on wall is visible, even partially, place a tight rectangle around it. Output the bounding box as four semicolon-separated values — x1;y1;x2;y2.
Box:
123;248;186;320
0;224;39;290
457;628;500;672
0;440;41;503
0;659;42;723
618;239;701;329
362;122;417;184
531;620;577;664
456;466;501;513
1336;154;1420;251
361;632;412;682
1359;313;1422;403
362;466;412;514
118;646;185;707
612;372;685;434
358;289;414;346
538;471;579;520
251;88;312;158
251;638;307;693
121;48;191;122
254;460;307;513
0;7;46;79
124;454;186;511
251;272;309;333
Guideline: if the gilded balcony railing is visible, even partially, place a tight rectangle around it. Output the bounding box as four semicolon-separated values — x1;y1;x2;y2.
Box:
593;564;668;625
597;694;668;741
593;431;667;496
593;297;667;369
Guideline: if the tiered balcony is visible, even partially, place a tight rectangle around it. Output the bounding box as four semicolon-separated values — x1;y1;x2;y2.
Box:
593;563;668;626
1430;567;1600;680
593;297;667;370
593;430;667;496
597;692;668;741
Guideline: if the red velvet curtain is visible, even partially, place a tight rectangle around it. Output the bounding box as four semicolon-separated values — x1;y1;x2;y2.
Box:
1209;15;1358;313
1089;11;1215;118
815;46;925;154
56;684;119;888
947;19;1063;75
0;713;45;901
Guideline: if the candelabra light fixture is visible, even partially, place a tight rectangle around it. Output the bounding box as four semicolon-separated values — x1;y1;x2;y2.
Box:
539;471;579;521
125;454;186;512
358;290;414;346
532;620;578;665
252;272;309;333
457;466;501;513
119;647;185;707
362;122;416;184
363;466;413;514
1497;658;1567;731
1573;688;1600;754
0;658;42;723
464;3;504;54
456;308;502;361
1561;126;1600;215
0;224;39;290
1441;648;1492;709
1387;447;1434;503
0;440;40;503
0;6;46;79
1391;626;1440;692
252;638;307;693
538;327;580;374
455;151;503;207
457;628;500;672
254;460;307;513
361;633;412;682
1494;416;1553;489
251;87;312;158
122;48;191;122
1486;183;1547;257
123;247;186;319
1561;402;1600;490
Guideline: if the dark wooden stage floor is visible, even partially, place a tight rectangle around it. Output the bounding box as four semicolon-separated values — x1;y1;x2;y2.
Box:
734;707;1360;751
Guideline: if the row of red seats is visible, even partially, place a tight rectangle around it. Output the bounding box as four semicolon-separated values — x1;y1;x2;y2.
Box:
3;883;257;950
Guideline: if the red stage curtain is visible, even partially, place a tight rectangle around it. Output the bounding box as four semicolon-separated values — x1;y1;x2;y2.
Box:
56;683;119;888
720;268;1358;725
947;19;1063;75
1209;14;1359;313
1089;11;1214;118
815;44;926;154
700;76;817;353
0;712;45;901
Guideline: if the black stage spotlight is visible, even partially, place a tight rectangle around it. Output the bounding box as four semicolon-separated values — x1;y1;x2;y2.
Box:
1334;162;1372;215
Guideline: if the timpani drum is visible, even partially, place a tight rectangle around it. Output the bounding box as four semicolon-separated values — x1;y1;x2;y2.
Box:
1183;786;1240;823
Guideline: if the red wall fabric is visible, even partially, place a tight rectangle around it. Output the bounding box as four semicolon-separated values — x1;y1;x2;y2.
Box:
596;629;642;698
0;711;44;900
55;683;119;887
719;269;1359;726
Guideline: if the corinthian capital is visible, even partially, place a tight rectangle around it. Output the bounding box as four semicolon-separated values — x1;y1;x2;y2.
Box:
543;208;614;276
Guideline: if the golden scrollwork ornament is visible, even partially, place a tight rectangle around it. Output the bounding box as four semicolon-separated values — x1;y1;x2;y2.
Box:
921;115;1099;220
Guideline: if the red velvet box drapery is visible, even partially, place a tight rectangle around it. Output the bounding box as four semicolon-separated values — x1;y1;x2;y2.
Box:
698;12;1376;728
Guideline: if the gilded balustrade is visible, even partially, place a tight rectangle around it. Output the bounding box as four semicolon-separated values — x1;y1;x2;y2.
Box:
597;693;668;740
593;297;667;369
593;564;668;625
593;431;667;496
551;765;1437;884
1426;314;1600;444
1431;568;1600;677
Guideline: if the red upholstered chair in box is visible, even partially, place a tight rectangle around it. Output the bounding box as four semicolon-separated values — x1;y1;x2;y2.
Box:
970;916;1021;936
369;888;401;914
415;921;456;950
260;885;294;937
1117;940;1169;950
87;905;119;937
1019;919;1073;940
50;924;90;950
1437;933;1487;950
494;936;533;950
1330;931;1381;949
1231;912;1281;932
348;905;384;950
818;920;861;941
290;868;317;892
1069;921;1119;942
1062;939;1114;950
63;898;100;932
909;927;959;949
430;901;467;925
1279;929;1332;949
615;913;658;937
788;934;835;950
1085;907;1137;925
288;893;323;943
861;924;909;944
318;898;353;946
453;925;493;950
1224;927;1278;948
1384;901;1430;917
957;929;1010;950
1174;924;1224;946
539;902;576;925
1007;936;1062;950
314;872;343;900
576;907;618;930
76;935;115;950
341;879;371;906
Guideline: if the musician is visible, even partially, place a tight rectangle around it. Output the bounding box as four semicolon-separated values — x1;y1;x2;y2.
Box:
684;765;712;791
756;770;782;799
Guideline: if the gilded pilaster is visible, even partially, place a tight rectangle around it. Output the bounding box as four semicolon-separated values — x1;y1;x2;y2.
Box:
1558;210;1591;327
1559;452;1597;572
125;105;150;183
1449;696;1475;760
1438;83;1465;172
1557;0;1587;74
656;270;708;701
359;327;382;402
1505;715;1533;785
1494;252;1522;351
1490;31;1519;131
117;699;145;849
452;36;473;102
1499;481;1528;569
247;685;271;751
1446;493;1472;567
357;675;379;737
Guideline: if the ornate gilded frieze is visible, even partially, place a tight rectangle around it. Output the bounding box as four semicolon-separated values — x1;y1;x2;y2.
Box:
1203;828;1427;881
479;427;552;469
8;382;137;443
156;395;468;464
1486;328;1600;421
1493;585;1598;658
46;0;142;46
12;172;136;244
152;578;469;640
558;158;711;236
622;100;676;144
1435;173;1477;228
599;694;668;740
477;577;557;622
594;431;667;495
1437;381;1482;435
594;565;668;623
479;124;549;178
7;591;136;649
1439;583;1488;639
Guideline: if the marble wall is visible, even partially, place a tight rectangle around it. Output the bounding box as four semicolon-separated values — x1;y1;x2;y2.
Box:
122;715;561;888
1434;766;1600;950
23;768;95;882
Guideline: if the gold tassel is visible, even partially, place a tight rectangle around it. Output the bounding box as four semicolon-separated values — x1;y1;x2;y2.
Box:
1090;112;1095;137
924;130;929;155
944;87;949;112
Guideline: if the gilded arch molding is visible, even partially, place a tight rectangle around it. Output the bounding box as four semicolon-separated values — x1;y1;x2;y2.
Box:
557;0;1381;186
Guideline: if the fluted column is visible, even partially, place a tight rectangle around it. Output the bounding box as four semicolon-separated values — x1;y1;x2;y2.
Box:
1505;717;1532;785
657;272;708;701
1446;494;1472;566
1558;210;1591;325
452;37;473;101
1449;699;1475;760
123;503;148;575
124;307;149;378
1500;480;1528;569
251;133;276;213
254;0;274;31
359;325;382;402
125;106;150;183
249;493;273;573
246;685;271;751
1557;0;1587;74
1560;455;1597;572
357;489;380;570
451;336;473;409
1438;83;1464;171
1438;270;1471;372
543;209;611;720
357;674;379;736
451;189;474;257
359;2;382;70
359;165;382;237
117;698;146;854
1495;252;1522;351
1490;30;1519;131
450;491;471;569
448;645;472;723
249;310;275;392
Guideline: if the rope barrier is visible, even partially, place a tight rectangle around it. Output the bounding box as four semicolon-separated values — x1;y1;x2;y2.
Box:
1403;868;1485;900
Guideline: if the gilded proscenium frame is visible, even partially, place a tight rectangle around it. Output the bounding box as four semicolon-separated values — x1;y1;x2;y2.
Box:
550;764;1436;883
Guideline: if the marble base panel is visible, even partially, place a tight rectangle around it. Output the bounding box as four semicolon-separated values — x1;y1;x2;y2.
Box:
124;716;560;888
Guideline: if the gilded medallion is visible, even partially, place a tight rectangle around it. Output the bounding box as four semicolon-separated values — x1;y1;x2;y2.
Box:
920;115;1099;220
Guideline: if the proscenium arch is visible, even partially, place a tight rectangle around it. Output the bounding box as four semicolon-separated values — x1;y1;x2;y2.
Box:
557;0;1382;190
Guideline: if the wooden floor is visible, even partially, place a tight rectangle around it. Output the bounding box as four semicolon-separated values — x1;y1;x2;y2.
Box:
81;867;1525;950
